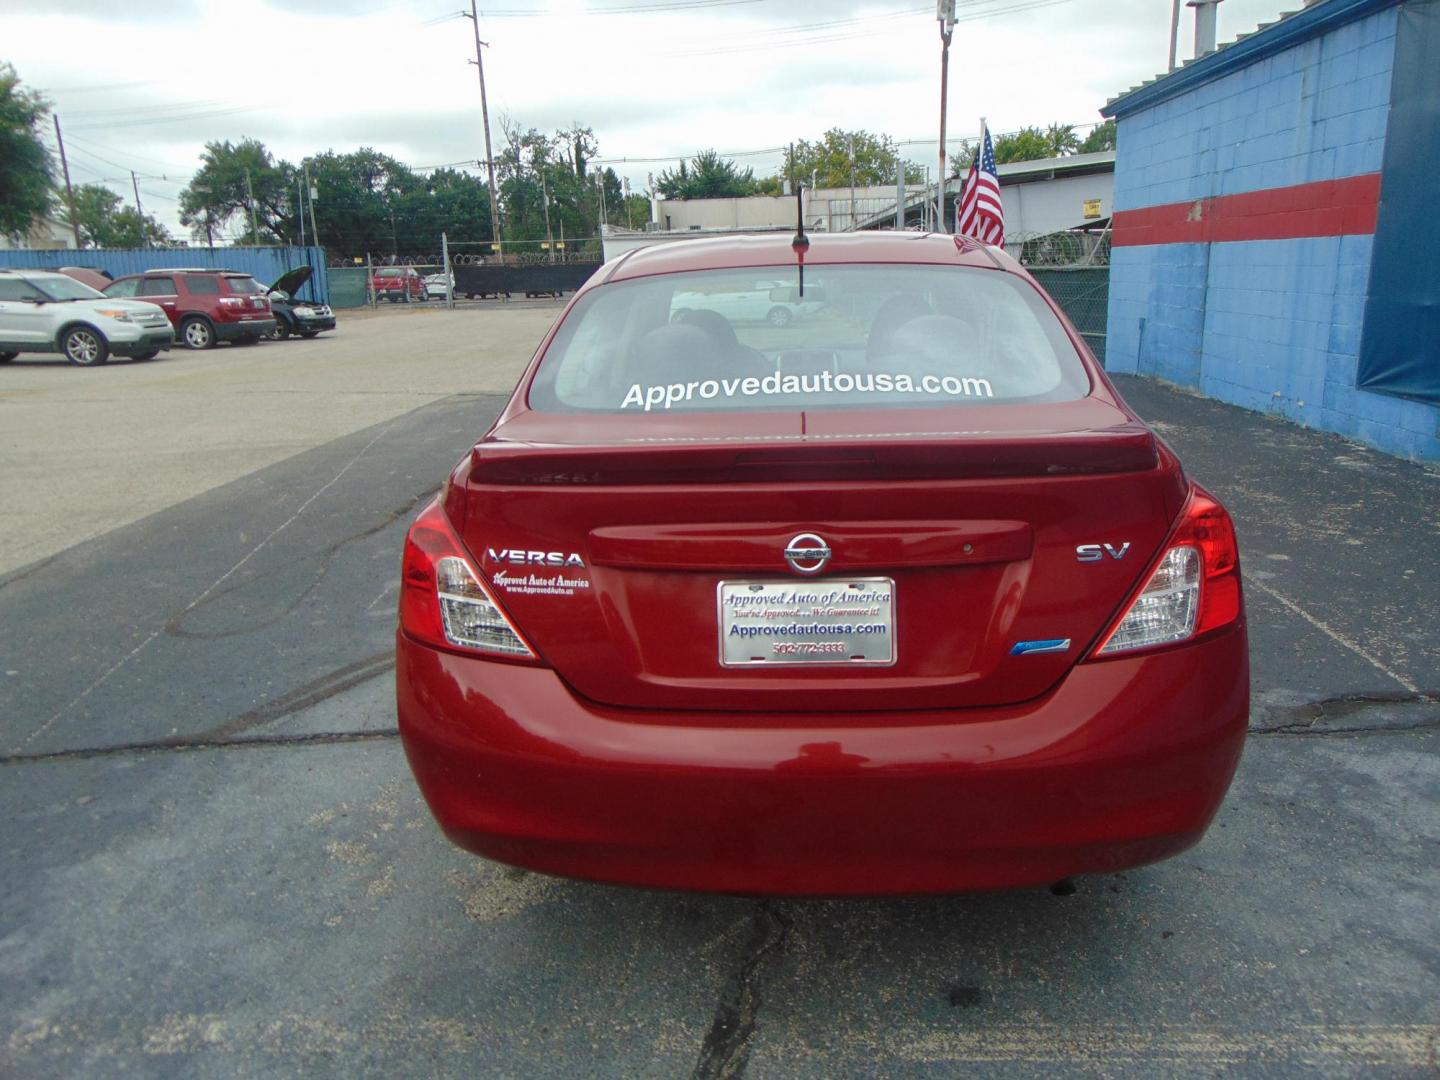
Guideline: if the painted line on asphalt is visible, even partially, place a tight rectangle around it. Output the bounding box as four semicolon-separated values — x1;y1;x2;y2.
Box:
1246;575;1421;694
13;417;402;753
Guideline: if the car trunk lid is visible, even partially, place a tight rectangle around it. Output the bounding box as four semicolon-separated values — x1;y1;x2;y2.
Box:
453;400;1184;714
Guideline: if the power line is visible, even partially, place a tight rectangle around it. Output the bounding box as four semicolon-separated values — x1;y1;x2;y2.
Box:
68;104;260;132
62;133;190;172
474;0;764;15
672;0;1075;55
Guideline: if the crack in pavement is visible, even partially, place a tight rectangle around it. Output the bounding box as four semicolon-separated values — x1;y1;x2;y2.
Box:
0;728;400;766
1249;690;1440;735
197;650;396;740
0;551;61;594
1;650;396;764
692;903;792;1080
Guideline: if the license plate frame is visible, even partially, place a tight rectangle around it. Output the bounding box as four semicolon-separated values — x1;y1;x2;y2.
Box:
717;578;896;667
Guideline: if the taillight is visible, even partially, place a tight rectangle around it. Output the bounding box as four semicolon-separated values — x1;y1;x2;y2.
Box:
1090;486;1242;658
399;499;539;662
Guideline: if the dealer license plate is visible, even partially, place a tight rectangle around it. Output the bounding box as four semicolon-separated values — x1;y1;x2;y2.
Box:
718;578;895;667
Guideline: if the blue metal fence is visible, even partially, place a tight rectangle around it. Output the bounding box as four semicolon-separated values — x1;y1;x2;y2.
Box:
0;246;331;303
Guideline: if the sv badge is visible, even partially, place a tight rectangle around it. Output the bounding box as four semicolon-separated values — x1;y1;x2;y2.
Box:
1076;542;1131;563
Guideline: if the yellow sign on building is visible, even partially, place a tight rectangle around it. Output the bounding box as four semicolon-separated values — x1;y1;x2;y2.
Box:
1083;199;1103;219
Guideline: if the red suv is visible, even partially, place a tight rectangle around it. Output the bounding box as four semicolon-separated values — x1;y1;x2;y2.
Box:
370;267;427;303
104;269;277;349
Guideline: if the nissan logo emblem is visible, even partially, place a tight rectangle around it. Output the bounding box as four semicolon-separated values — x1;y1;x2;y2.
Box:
783;533;831;575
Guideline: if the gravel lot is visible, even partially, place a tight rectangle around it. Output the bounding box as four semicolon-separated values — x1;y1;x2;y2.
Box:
1;304;1436;1078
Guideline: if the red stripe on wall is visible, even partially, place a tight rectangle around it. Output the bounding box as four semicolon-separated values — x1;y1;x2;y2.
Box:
1111;173;1381;247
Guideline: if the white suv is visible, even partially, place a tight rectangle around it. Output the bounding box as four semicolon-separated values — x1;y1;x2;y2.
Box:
0;270;174;367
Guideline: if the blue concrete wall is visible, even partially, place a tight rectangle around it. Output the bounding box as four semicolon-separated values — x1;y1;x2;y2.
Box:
1106;3;1440;462
0;246;330;304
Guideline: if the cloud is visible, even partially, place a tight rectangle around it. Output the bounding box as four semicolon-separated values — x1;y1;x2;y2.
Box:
7;0;1295;235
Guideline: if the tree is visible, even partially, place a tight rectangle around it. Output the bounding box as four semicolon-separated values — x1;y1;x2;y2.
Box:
1079;119;1116;154
655;150;759;200
178;138;294;244
295;148;420;258
0;63;55;239
1045;123;1081;157
61;183;170;248
620;191;651;229
781;129;923;189
555;124;597;179
393;166;492;248
993;127;1054;164
950;123;1089;175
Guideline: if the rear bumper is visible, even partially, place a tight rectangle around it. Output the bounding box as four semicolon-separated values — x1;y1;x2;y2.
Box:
396;625;1248;895
214;318;276;341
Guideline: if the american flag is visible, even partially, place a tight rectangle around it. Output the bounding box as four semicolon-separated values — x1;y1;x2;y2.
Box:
956;123;1004;245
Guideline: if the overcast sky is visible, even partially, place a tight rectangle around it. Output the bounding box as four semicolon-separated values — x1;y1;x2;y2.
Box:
7;0;1294;240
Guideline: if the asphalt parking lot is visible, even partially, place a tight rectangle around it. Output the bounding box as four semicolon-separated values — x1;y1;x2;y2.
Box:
1;305;1437;1078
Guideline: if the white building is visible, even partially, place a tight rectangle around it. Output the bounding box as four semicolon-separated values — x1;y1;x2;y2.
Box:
0;216;76;250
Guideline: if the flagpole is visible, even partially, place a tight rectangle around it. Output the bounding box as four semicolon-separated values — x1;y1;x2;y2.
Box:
977;116;987;236
937;1;956;234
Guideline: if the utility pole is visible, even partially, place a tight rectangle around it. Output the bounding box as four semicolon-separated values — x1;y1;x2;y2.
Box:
297;179;306;248
937;0;956;233
848;133;856;232
441;231;453;309
131;172;148;248
540;168;554;263
53;116;82;248
306;165;320;250
244;169;258;243
1168;0;1182;70
895;160;905;230
464;0;504;261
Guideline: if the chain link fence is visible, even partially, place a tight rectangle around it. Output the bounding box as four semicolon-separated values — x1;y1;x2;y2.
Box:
1030;266;1109;363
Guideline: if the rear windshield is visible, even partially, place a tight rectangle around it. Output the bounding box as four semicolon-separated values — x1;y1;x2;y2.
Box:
529;264;1089;414
224;276;264;294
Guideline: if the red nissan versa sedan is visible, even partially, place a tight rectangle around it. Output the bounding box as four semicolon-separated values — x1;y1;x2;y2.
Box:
396;232;1248;895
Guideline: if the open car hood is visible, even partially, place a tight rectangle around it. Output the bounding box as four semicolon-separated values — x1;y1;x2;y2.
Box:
269;265;313;298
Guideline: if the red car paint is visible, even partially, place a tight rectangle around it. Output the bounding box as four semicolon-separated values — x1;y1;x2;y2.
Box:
395;232;1249;895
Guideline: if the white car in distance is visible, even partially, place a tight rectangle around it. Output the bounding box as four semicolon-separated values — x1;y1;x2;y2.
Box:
671;279;825;328
424;273;453;301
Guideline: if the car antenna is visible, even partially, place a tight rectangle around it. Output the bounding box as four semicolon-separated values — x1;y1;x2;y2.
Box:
790;147;809;298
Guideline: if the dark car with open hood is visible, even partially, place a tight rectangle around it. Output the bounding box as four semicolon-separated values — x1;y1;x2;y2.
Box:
266;265;336;340
395;231;1249;897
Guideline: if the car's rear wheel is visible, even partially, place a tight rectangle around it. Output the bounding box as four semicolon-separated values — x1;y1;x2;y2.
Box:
300;331;320;339
62;326;108;366
269;320;290;341
766;305;793;328
135;351;160;361
180;317;215;350
0;352;16;364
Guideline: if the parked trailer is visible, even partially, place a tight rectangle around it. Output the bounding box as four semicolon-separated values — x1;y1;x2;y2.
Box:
452;263;602;300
